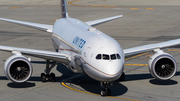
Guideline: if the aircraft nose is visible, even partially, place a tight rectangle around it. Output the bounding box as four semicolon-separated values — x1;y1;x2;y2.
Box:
103;63;119;76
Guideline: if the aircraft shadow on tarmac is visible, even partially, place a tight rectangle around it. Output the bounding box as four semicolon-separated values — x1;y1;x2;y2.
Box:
70;76;128;96
68;72;178;96
125;73;179;85
7;82;36;88
0;61;179;95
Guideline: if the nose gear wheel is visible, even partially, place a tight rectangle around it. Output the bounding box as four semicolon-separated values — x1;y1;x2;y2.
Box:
100;82;112;96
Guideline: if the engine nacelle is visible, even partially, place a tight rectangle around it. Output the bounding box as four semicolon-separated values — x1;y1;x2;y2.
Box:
4;53;33;83
148;50;177;80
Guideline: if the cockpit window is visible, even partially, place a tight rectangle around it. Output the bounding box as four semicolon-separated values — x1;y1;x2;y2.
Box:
110;54;116;60
103;54;109;60
96;54;101;59
117;54;121;59
96;54;120;60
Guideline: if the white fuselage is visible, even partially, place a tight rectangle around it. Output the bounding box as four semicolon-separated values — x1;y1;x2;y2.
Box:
51;18;124;82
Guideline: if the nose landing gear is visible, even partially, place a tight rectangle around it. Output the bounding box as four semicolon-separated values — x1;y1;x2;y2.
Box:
100;82;112;96
100;72;125;96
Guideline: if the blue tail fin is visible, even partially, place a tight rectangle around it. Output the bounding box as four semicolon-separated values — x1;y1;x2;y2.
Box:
61;0;69;18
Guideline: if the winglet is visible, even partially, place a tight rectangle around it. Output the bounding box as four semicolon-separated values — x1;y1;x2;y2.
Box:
61;0;69;18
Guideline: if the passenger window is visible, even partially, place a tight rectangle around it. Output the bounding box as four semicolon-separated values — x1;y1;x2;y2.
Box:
103;54;109;60
96;54;101;59
117;54;121;59
111;54;116;60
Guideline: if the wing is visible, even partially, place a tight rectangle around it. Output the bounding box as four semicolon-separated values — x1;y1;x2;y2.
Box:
123;38;180;57
0;45;70;63
85;15;123;26
0;18;53;33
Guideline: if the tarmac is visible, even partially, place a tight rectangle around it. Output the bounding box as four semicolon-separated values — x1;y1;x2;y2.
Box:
0;0;180;101
0;0;180;6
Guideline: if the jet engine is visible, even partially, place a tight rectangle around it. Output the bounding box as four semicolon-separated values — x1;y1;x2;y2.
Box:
4;53;33;83
148;49;177;80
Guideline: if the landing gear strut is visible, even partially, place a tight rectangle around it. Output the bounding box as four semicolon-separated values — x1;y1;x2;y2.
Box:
100;82;112;96
41;60;57;82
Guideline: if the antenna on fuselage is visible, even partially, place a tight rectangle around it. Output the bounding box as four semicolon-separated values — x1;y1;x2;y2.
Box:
61;0;69;18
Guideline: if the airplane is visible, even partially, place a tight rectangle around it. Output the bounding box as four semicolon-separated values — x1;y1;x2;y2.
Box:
0;0;179;96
